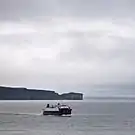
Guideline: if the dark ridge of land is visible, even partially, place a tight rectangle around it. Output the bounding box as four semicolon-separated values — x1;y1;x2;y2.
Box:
0;86;83;100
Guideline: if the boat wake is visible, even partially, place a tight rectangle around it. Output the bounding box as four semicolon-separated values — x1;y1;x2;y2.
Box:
0;111;72;117
0;112;42;116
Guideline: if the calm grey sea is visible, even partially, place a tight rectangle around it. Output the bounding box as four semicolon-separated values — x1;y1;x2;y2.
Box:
0;99;135;135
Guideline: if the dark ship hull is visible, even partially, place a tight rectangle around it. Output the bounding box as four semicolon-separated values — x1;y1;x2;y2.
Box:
43;109;72;116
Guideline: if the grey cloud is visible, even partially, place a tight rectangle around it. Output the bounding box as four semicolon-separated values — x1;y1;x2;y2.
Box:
0;0;135;20
58;35;135;64
0;1;135;95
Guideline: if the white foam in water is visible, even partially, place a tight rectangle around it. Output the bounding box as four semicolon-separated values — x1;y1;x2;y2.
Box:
0;112;43;116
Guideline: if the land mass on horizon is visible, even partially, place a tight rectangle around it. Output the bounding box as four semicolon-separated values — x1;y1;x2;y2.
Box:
0;86;83;100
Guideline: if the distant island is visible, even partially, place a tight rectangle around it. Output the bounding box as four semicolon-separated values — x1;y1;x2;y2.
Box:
0;86;83;100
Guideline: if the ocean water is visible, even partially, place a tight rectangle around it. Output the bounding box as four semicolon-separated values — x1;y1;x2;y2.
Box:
0;99;135;135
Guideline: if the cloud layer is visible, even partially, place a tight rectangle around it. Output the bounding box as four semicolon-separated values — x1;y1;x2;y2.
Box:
0;0;135;95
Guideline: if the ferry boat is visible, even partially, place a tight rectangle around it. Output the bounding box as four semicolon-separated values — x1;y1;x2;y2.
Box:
42;103;72;116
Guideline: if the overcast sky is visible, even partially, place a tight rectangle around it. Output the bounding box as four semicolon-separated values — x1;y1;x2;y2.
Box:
0;0;135;96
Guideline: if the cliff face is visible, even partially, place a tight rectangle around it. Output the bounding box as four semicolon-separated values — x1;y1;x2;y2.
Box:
0;87;29;100
0;86;83;100
61;92;83;100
